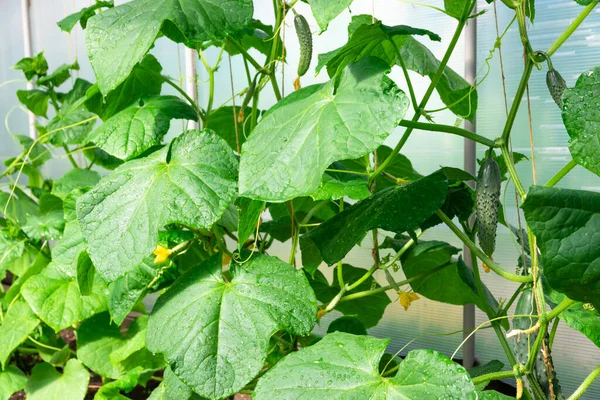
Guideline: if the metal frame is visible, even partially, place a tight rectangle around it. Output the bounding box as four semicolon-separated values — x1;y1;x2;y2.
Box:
20;0;36;139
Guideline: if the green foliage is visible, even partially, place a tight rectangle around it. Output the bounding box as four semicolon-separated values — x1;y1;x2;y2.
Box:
2;1;599;398
254;332;477;399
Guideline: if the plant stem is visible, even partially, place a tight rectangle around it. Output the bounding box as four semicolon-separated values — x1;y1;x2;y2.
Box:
369;0;475;184
525;321;548;371
161;75;204;122
500;59;534;144
347;265;377;292
391;40;419;114
472;370;516;386
398;120;498;148
546;298;576;321
436;210;532;283
545;159;577;187
229;37;265;72
325;169;370;177
63;145;78;168
501;144;527;199
337;261;344;289
568;364;600;400
547;1;599;57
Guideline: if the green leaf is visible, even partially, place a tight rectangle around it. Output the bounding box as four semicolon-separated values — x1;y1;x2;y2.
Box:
444;0;469;19
25;359;90;400
0;298;40;369
3;251;50;304
560;303;600;348
206;106;251;151
37;61;79;87
14;134;52;167
0;187;39;225
240;58;408;201
308;265;391;328
39;193;64;215
16;90;49;117
83;147;124;170
88;96;197;160
562;66;600;176
22;210;65;241
225;20;280;59
52;168;100;199
86;0;253;94
0;234;25;274
86;55;163;121
522;186;600;309
371;145;422;189
401;241;499;313
78;313;163;379
48;81;97;146
22;262;108;331
478;391;516;400
235;197;264;250
254;332;477;399
94;367;143;400
327;315;368;335
307;0;353;32
301;171;448;266
77;130;238;282
63;187;91;222
318;18;477;121
147;252;317;399
107;256;167;325
148;367;203;400
12;52;48;80
77;251;96;296
0;365;27;400
311;167;371;201
57;1;114;32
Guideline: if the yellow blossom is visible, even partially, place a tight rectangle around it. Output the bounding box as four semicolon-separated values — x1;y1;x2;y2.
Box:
153;244;172;264
482;262;491;273
398;290;420;311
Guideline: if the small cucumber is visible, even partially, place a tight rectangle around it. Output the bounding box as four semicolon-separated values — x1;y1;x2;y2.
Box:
546;68;566;109
513;288;565;399
476;155;501;257
294;13;312;78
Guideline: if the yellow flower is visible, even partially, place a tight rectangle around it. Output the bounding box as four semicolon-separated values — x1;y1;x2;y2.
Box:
153;244;172;264
482;262;491;273
398;290;420;311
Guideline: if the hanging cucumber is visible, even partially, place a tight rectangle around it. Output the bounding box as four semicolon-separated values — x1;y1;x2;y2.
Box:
546;68;566;109
476;153;501;258
293;11;312;90
513;288;565;399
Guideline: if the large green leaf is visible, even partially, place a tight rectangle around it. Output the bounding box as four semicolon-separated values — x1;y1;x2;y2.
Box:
88;96;198;160
21;262;108;331
86;55;163;120
0;298;40;369
560;303;600;348
0;234;25;274
522;186;600;309
77;130;238;282
78;313;163;379
308;264;391;328
239;58;408;201
254;332;477;399
86;0;253;94
206;106;251;151
311;166;371;201
301;171;448;266
308;0;353;32
52;168;100;199
562;67;600;176
0;188;39;225
317;18;477;120
0;365;27;400
25;359;90;400
147;252;317;399
401;240;499;313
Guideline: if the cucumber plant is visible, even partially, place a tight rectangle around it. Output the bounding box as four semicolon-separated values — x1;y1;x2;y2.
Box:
1;0;600;399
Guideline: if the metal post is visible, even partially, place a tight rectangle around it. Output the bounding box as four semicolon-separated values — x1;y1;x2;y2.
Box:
20;0;36;139
184;47;199;130
462;2;478;370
